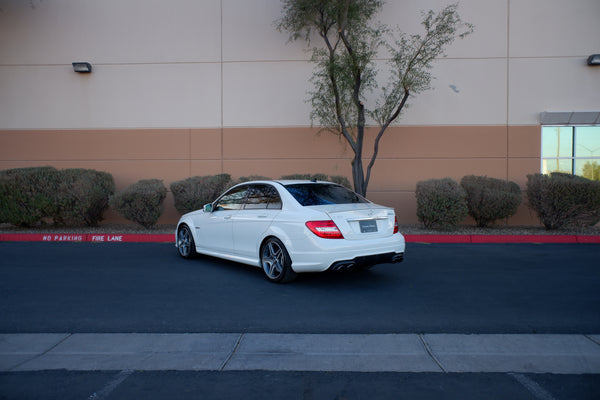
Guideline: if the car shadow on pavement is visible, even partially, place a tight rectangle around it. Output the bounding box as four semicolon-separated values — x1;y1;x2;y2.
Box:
177;251;400;287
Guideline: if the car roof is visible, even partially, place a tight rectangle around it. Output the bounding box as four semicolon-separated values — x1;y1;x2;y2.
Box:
238;180;338;186
275;180;336;185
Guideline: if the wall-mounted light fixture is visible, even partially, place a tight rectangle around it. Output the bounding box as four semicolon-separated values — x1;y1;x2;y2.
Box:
587;54;600;66
72;62;92;73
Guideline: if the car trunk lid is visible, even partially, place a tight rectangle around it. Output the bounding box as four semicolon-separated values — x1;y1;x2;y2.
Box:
310;204;396;240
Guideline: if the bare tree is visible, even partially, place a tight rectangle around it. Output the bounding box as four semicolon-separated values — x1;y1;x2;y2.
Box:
277;0;473;195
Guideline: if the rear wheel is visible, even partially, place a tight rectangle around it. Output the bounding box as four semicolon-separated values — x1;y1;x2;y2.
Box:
260;237;297;283
177;225;197;259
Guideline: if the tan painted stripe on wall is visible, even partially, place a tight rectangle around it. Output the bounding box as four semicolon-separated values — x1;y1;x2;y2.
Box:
0;125;541;224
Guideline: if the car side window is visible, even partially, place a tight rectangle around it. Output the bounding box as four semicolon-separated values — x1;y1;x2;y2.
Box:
266;186;282;209
214;186;248;211
244;184;282;210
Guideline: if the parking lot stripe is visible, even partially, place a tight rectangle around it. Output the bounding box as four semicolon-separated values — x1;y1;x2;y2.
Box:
508;373;558;400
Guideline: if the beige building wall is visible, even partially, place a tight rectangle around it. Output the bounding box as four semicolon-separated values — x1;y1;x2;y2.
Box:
1;0;599;225
0;125;542;224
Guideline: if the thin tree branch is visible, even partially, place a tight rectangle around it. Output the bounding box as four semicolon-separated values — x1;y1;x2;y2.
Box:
364;89;410;190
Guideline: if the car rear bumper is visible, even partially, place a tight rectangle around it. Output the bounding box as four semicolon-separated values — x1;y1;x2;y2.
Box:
328;251;404;271
287;233;406;273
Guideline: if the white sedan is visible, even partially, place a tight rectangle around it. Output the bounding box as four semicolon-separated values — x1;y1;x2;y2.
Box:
175;180;405;283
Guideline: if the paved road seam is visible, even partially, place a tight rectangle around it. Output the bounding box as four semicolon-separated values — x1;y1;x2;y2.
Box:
585;334;600;346
419;334;447;373
220;333;244;371
6;333;72;372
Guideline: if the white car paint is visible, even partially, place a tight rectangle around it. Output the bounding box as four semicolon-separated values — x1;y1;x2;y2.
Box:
176;180;405;281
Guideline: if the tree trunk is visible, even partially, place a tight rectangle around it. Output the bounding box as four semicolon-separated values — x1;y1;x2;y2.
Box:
353;108;366;196
352;154;365;196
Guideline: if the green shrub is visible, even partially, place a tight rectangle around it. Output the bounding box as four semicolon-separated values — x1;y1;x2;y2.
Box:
109;179;167;228
416;178;468;229
279;173;352;188
526;173;600;229
460;175;522;227
280;173;329;181
54;169;115;226
170;174;232;214
328;175;352;189
0;166;59;226
236;175;272;183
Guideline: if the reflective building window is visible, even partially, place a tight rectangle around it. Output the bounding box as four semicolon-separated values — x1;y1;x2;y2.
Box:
542;126;600;181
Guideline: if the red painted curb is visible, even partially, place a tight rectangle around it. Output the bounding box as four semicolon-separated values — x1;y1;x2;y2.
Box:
1;233;598;244
0;233;173;243
404;234;472;243
85;234;173;243
469;235;578;243
403;234;597;244
577;235;600;243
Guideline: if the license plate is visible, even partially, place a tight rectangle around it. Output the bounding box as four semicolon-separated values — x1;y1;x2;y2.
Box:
359;220;378;233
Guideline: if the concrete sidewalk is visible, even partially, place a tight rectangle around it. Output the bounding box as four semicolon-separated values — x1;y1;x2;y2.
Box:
2;333;599;374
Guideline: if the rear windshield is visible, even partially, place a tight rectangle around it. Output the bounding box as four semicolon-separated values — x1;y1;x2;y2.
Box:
284;183;368;206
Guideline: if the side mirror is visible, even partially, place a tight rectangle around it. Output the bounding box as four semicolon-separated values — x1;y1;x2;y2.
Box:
203;204;213;213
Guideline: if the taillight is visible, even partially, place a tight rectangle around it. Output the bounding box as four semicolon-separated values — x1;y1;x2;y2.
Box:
305;220;344;239
393;217;399;234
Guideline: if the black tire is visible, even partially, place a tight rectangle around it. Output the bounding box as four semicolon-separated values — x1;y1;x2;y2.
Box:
260;237;297;283
177;225;197;259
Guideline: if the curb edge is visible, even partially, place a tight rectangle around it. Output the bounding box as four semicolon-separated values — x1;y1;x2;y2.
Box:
1;233;599;244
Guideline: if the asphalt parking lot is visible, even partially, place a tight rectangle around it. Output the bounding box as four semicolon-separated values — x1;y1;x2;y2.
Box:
1;370;598;400
1;242;598;334
1;241;599;399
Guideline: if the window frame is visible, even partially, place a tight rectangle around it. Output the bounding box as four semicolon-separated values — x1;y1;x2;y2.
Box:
541;125;600;179
213;185;250;211
243;184;282;210
213;183;282;211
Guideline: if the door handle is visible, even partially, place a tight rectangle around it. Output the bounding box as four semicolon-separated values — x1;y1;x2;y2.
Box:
224;215;232;220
